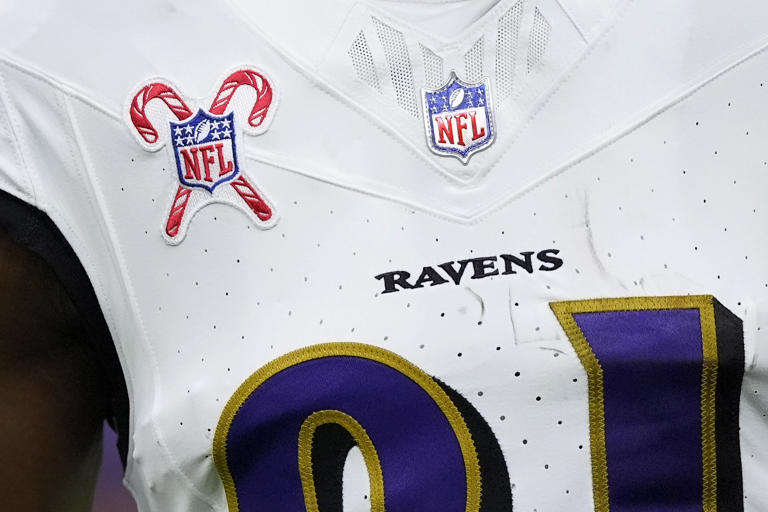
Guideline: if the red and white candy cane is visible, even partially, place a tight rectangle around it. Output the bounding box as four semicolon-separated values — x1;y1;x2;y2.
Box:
165;186;193;239
127;69;275;240
129;81;196;238
129;82;194;144
209;69;274;223
209;69;273;129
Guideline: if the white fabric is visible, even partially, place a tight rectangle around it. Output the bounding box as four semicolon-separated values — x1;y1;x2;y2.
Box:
0;1;767;510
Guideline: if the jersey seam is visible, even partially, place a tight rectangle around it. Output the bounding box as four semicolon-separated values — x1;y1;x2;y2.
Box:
1;15;766;228
242;27;768;229
476;33;768;224
0;53;121;123
30;198;152;512
245;33;768;227
52;87;137;485
221;0;483;187
61;93;218;512
221;0;615;189
483;0;631;178
224;0;768;226
553;0;588;44
0;48;481;227
0;66;37;205
0;55;230;508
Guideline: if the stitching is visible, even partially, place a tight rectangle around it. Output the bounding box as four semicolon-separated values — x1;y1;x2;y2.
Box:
298;410;386;512
4;21;761;232
364;1;506;55
62;94;217;511
0;66;36;204
479;0;629;182
549;301;609;512
223;0;614;188
7;22;768;229
213;342;482;512
0;64;149;504
699;297;719;512
58;92;150;506
550;295;719;512
4;17;768;229
0;56;272;507
242;148;464;224
221;0;471;186
467;34;768;224
0;54;120;122
554;0;588;44
240;25;768;227
125;67;279;244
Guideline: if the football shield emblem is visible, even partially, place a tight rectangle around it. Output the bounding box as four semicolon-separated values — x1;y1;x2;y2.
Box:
422;72;495;163
170;110;240;193
126;67;278;245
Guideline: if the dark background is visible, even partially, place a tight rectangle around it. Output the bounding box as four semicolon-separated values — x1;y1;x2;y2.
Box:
92;424;137;511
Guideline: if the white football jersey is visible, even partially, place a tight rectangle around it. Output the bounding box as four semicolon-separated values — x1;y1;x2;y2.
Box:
1;0;767;511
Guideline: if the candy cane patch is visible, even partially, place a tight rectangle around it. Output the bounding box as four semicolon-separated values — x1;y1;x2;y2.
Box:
125;67;278;245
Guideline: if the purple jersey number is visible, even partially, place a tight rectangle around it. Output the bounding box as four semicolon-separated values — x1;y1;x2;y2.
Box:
214;295;744;511
213;343;512;512
551;296;744;512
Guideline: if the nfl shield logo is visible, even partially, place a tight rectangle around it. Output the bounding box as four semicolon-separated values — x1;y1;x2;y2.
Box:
422;72;495;163
171;109;240;193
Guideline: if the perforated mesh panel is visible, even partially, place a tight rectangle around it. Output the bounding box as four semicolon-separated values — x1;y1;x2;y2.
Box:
495;1;523;102
527;7;551;73
373;17;419;117
463;37;485;83
349;30;381;92
420;43;445;89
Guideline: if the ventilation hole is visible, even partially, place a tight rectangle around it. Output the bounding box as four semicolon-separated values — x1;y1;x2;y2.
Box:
349;30;380;92
495;1;523;101
463;36;485;83
420;43;444;88
527;7;551;73
373;17;419;117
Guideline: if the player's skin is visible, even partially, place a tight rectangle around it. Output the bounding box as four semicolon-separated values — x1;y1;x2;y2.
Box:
0;227;108;511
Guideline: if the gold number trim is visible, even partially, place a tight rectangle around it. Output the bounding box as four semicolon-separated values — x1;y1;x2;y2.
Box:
213;342;482;512
550;295;718;512
298;410;385;512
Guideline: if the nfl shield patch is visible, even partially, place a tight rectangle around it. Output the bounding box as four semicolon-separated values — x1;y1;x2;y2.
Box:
171;110;239;193
126;67;278;245
421;72;495;163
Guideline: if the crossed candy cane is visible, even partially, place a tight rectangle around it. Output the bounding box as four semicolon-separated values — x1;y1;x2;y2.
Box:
128;69;274;240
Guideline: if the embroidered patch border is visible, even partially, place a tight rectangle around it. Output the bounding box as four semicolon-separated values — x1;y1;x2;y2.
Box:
125;67;279;245
421;71;496;164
